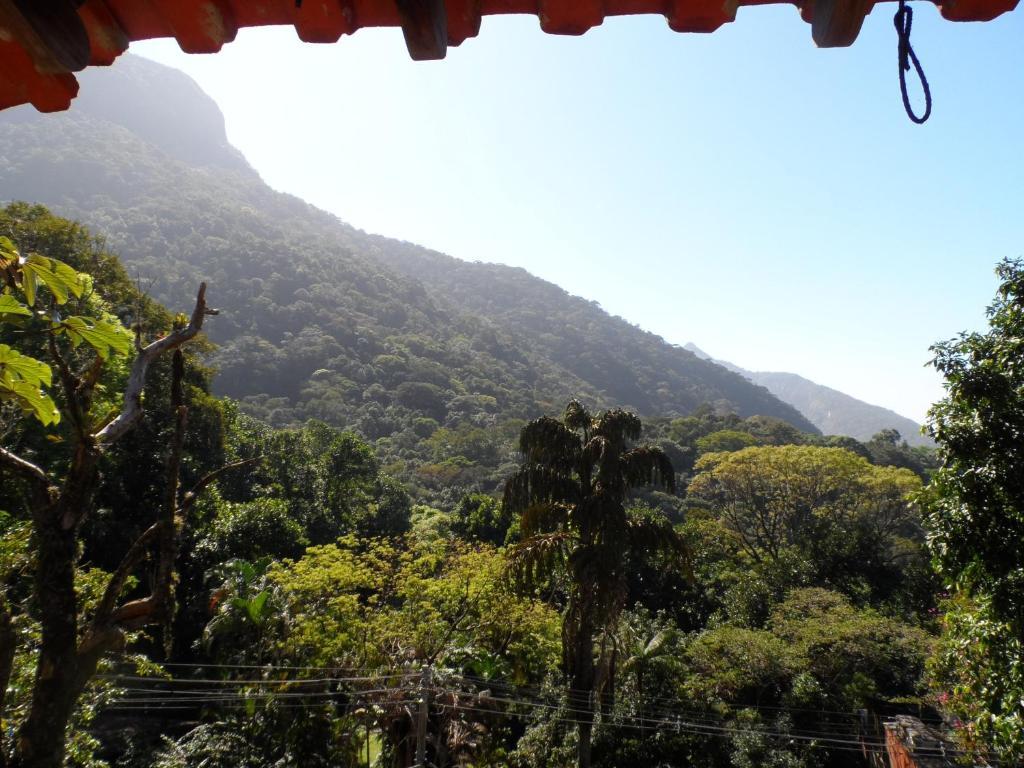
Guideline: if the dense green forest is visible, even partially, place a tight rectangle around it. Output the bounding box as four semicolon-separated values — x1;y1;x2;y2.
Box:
0;205;987;768
0;55;1020;768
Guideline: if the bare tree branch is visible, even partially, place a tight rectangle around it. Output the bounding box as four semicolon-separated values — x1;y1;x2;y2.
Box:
0;445;49;490
180;457;262;515
94;283;217;446
90;521;165;629
47;335;86;440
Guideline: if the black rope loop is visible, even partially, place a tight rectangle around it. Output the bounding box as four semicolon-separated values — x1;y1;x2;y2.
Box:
894;0;932;124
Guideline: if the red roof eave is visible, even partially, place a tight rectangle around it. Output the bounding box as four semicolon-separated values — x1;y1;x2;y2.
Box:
0;0;1017;113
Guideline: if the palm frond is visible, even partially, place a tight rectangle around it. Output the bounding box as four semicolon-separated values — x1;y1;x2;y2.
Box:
627;513;692;581
517;416;581;469
582;435;609;466
620;446;676;493
594;409;642;443
563;399;593;431
518;501;570;538
505;531;575;590
503;464;580;514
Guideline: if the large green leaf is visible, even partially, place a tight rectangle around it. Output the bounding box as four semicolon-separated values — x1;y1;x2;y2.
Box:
21;253;87;306
0;295;30;319
0;377;60;426
0;236;17;267
60;316;132;359
0;344;52;389
247;590;270;623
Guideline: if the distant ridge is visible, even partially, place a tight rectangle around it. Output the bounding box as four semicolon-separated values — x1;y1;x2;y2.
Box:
683;344;931;447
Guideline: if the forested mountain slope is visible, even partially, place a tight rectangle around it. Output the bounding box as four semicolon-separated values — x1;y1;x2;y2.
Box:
0;54;817;443
684;343;931;446
371;238;812;422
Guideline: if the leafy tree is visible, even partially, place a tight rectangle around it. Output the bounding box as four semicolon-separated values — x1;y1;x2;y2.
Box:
202;557;279;665
695;429;758;456
503;400;686;768
214;417;411;542
200;537;561;765
679;589;928;767
451;492;509;545
924;257;1024;761
195;498;308;564
689;445;924;606
0;233;235;768
864;429;935;480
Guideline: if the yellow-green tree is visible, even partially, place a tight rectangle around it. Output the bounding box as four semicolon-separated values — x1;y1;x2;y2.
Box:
689;445;923;605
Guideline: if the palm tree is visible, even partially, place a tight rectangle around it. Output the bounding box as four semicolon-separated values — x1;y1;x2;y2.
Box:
503;400;687;768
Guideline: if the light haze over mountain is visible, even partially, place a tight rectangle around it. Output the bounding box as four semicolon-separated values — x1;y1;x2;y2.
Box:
684;343;931;447
0;55;820;439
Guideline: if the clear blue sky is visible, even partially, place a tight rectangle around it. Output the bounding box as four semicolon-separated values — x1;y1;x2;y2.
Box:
133;5;1024;423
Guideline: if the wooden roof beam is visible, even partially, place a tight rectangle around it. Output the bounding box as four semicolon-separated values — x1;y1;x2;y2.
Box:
396;0;448;59
0;0;91;73
806;0;873;46
149;0;239;54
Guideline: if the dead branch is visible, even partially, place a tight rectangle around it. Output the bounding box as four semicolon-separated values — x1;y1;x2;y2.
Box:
180;457;262;516
0;446;50;491
94;283;217;446
91;521;165;629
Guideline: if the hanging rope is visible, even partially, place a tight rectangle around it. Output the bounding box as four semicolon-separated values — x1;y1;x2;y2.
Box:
894;0;932;124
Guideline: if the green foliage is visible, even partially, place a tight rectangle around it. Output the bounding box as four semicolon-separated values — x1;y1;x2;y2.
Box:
0;232;127;425
451;492;509;545
923;257;1024;762
928;594;1023;762
504;401;687;766
0;521;157;768
676;589;928;765
196;498;308;563
695;429;758;455
689;445;927;608
214;417;411;543
0;343;58;425
260;536;560;678
202;557;279;664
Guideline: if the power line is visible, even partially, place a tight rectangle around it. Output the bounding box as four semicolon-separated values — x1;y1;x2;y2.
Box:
98;665;967;759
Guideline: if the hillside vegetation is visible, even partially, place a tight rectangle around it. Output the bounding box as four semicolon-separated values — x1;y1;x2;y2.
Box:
0;57;816;453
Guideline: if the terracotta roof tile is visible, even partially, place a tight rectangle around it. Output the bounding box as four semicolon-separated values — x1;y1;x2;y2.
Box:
0;0;1017;112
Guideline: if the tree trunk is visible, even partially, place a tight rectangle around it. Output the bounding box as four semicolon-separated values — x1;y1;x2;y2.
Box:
571;613;596;768
12;451;98;768
12;511;82;768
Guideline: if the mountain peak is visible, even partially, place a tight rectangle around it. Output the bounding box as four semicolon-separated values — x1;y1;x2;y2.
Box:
68;55;253;174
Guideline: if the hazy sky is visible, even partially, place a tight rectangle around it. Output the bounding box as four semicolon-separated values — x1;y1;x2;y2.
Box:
133;6;1024;423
